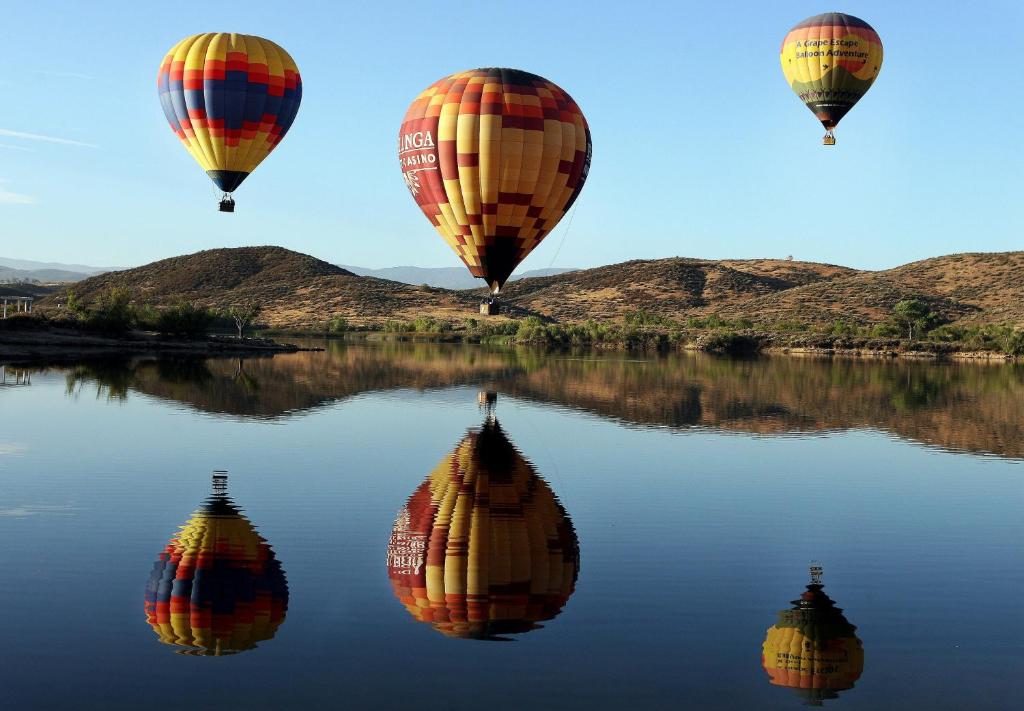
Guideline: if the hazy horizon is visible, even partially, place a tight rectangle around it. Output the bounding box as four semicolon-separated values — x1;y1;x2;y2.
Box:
7;244;1024;280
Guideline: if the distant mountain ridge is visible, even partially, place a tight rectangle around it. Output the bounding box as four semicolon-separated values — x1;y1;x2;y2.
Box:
339;265;577;290
33;246;1024;330
0;257;116;284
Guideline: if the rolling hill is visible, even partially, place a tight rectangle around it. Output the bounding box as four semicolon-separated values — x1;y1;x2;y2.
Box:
35;246;1023;329
339;264;577;290
39;246;481;326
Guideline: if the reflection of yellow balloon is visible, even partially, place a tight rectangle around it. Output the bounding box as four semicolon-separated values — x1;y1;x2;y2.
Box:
144;474;288;655
762;574;864;705
386;419;579;640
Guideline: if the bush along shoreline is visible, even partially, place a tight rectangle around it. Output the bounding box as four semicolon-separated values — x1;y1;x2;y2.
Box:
267;304;1024;359
8;289;1022;360
0;288;312;360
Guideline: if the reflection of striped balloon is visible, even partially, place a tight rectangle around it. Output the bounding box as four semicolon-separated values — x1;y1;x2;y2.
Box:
144;492;288;656
762;583;864;704
398;68;591;293
387;419;579;640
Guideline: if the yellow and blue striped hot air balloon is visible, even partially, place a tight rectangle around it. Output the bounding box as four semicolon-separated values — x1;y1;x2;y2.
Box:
761;567;864;705
144;472;288;656
386;418;579;640
780;13;883;145
157;33;302;211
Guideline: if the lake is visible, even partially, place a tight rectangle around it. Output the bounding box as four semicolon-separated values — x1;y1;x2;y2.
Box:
1;342;1021;709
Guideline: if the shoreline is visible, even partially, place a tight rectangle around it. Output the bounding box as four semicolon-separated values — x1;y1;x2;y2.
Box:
267;330;1022;363
0;327;319;364
761;345;1017;362
1;327;1018;365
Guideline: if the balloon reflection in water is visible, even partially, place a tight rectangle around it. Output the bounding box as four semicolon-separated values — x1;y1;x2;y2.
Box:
762;565;864;705
144;472;288;655
387;419;579;640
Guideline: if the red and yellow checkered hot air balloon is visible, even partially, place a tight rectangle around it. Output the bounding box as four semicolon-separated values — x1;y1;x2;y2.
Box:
780;13;883;145
761;566;864;705
144;472;288;656
157;33;302;211
386;418;579;640
398;68;592;309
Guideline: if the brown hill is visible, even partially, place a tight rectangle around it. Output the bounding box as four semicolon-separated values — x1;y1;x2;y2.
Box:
37;247;1023;329
500;252;1022;327
711;252;1024;327
40;246;480;327
496;257;859;322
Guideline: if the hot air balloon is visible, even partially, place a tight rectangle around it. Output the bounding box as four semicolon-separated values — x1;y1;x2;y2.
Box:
398;68;592;313
144;471;288;655
386;417;579;640
761;565;864;705
157;33;302;211
780;13;883;145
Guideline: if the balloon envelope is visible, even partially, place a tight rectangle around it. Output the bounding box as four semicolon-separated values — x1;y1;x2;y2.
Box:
144;483;288;655
780;13;882;134
398;68;591;292
762;581;864;704
157;33;302;195
386;419;579;640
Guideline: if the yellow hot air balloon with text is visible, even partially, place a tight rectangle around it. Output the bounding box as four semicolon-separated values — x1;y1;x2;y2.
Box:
780;13;883;144
398;68;591;313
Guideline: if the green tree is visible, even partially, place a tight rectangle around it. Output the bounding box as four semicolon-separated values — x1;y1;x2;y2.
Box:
893;299;934;340
228;301;261;339
65;290;88;319
89;287;134;333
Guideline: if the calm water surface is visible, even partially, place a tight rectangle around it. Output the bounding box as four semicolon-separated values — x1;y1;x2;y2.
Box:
1;342;1021;709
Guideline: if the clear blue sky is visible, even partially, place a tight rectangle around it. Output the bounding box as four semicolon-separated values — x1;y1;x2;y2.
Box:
1;0;1020;271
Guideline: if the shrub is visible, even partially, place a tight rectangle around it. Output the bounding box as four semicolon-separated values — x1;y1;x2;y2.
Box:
87;287;134;333
133;304;161;330
515;316;548;343
870;323;901;337
156;302;217;337
1004;329;1024;356
695;331;762;355
829;320;858;337
776;319;808;333
624;309;675;328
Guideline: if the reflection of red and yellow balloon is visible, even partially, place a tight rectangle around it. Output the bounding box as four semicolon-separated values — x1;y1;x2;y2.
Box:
386;419;579;640
762;574;864;705
144;475;288;655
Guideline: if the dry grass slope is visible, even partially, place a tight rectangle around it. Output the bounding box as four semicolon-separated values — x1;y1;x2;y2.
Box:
37;247;1023;329
39;246;480;327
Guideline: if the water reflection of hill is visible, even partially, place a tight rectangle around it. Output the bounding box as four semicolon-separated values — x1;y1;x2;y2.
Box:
50;343;1024;458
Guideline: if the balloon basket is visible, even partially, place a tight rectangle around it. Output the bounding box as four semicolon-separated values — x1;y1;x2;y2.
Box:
219;196;236;213
822;132;836;146
480;300;500;316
